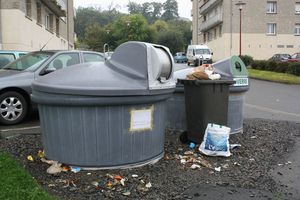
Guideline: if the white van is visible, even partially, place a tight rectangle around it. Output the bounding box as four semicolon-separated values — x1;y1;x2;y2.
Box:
186;44;213;66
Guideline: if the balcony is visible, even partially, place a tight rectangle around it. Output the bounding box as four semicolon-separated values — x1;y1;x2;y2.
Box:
199;14;222;32
199;0;222;14
41;0;66;17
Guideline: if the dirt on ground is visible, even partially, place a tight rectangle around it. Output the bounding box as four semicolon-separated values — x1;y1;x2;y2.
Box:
0;119;299;200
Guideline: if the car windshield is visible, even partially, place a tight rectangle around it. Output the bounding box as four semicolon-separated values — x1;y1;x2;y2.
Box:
195;49;210;55
3;52;53;71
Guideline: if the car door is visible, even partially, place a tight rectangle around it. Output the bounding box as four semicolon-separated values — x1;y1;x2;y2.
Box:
39;52;80;76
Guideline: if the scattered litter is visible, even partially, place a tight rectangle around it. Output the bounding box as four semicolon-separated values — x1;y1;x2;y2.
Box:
190;164;201;169
214;167;221;172
114;175;122;181
48;184;56;187
140;180;145;184
62;165;71;172
177;148;183;151
27;155;34;161
180;159;187;164
234;162;241;166
106;181;113;188
184;151;194;155
122;191;131;196
277;163;284;166
189;142;196;149
120;178;125;186
286;161;292;165
106;174;114;179
250;136;257;139
186;64;221;80
230;144;241;150
199;123;231;157
70;166;81;173
222;163;229;169
47;163;62;174
145;182;152;188
132;174;138;178
249;158;255;161
41;158;56;165
91;181;99;187
37;150;45;158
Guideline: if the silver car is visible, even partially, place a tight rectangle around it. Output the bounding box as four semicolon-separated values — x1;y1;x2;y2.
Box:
0;50;104;125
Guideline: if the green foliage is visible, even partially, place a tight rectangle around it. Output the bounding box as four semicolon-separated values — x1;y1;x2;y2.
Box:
84;24;106;52
0;152;54;200
287;62;300;76
249;69;300;84
112;14;150;44
251;60;300;76
240;55;253;66
75;7;122;40
157;30;184;53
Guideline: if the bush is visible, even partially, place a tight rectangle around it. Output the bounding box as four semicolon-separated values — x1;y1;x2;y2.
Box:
252;60;268;70
275;62;289;73
287;62;300;76
266;60;277;71
240;55;254;66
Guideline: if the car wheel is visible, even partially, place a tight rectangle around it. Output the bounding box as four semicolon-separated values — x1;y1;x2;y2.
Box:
0;91;28;125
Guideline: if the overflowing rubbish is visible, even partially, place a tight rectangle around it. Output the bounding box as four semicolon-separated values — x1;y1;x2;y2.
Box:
199;123;231;157
176;150;212;169
173;64;221;81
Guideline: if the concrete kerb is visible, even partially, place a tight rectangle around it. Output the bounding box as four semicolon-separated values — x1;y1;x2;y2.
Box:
0;126;41;139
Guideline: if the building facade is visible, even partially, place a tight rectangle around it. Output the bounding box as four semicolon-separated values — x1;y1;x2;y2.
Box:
0;0;74;51
192;0;300;61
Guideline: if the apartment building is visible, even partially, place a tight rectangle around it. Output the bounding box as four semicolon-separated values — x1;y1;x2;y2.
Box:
192;0;300;60
0;0;74;51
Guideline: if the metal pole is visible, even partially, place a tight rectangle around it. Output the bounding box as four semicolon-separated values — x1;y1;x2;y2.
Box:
239;8;242;57
67;0;69;50
0;0;2;50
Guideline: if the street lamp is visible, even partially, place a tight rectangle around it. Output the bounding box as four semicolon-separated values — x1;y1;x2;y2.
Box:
235;1;246;57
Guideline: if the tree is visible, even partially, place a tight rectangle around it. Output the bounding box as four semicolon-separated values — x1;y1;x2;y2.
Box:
157;30;184;54
84;24;107;52
161;0;179;21
127;1;142;14
151;20;169;33
112;14;150;45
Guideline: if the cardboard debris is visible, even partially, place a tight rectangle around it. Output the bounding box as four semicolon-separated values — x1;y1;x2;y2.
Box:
186;64;221;80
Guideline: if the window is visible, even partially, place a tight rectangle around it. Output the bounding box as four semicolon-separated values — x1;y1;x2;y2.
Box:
83;53;105;62
296;3;300;14
267;23;276;35
295;24;300;35
214;28;217;39
56;18;60;35
25;0;32;17
267;1;277;13
45;14;50;29
219;25;222;37
37;2;42;24
0;54;15;68
49;14;54;31
46;53;80;71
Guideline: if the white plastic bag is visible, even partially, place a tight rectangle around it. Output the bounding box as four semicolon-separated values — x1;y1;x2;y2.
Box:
199;123;231;157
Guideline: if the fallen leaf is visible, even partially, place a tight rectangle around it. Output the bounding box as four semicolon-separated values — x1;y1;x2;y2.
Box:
106;181;113;188
27;155;34;161
37;150;45;158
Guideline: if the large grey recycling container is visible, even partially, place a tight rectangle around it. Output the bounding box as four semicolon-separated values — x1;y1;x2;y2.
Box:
213;55;250;134
31;41;176;168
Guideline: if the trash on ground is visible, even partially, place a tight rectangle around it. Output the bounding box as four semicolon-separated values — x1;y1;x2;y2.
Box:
214;167;221;172
176;151;212;169
70;166;81;173
122;191;131;196
250;136;257;139
37;150;45;158
145;182;152;188
230;144;241;150
47;163;62;174
132;174;138;178
41;158;57;165
27;155;34;161
199;123;231;157
91;181;99;187
190;164;201;169
189;142;196;149
222;163;229;169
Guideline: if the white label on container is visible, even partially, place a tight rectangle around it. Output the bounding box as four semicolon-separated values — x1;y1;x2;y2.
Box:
233;77;249;86
130;106;153;132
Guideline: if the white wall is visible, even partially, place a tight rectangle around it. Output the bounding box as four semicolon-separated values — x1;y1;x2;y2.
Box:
1;9;68;51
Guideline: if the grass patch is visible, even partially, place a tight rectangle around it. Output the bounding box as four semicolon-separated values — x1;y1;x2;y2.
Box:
0;152;55;200
248;68;300;84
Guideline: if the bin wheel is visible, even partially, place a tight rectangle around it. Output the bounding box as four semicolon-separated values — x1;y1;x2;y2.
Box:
0;91;28;125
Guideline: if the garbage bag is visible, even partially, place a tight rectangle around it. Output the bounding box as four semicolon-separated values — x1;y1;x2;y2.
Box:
199;123;231;157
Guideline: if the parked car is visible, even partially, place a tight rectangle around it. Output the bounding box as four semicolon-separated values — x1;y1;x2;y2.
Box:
174;52;188;63
287;53;300;62
269;53;291;62
0;50;104;125
0;50;27;68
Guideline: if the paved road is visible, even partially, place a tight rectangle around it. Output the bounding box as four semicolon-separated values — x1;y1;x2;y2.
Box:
245;79;300;122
